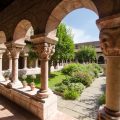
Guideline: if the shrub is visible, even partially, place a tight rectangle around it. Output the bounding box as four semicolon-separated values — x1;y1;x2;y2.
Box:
63;89;79;100
98;93;105;105
62;63;81;75
70;72;93;87
92;63;103;73
55;83;68;93
68;83;85;94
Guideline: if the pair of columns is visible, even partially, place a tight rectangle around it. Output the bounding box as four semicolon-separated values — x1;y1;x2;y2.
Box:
97;15;120;119
6;42;26;88
23;53;39;69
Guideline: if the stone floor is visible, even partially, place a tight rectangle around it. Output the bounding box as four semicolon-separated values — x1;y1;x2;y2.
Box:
0;95;76;120
0;95;40;120
57;76;106;120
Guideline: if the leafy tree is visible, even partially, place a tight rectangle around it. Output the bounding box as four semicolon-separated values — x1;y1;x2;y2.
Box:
76;45;97;63
51;23;75;62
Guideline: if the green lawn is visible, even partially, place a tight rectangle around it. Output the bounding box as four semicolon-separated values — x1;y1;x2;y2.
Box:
21;71;67;89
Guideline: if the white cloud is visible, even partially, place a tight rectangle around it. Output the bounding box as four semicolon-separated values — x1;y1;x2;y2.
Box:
67;26;99;43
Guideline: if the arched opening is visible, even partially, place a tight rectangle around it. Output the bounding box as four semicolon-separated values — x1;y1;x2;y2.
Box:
13;19;33;41
45;0;98;37
44;1;103;119
98;56;105;64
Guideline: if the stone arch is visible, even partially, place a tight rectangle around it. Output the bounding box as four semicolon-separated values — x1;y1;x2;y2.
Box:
13;19;33;41
45;0;99;37
98;55;105;64
0;31;6;44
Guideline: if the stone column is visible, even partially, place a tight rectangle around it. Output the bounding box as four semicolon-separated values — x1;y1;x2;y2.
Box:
97;15;120;120
51;61;54;71
0;49;6;82
35;59;38;68
6;42;25;88
23;53;28;69
31;34;57;99
56;60;59;69
7;52;12;70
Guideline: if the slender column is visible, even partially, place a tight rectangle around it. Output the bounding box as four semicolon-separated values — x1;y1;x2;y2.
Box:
6;42;25;88
56;60;59;69
97;15;120;120
50;61;54;71
7;52;12;70
31;34;57;99
23;53;28;69
0;50;6;81
35;59;38;68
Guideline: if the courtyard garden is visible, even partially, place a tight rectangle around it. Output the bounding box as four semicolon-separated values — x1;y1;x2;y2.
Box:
20;63;103;100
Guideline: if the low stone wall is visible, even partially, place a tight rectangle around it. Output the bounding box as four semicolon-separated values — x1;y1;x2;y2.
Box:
0;83;57;120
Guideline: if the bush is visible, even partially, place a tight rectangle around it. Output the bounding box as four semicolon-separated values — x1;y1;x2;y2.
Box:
98;93;105;105
68;83;85;94
55;83;67;93
62;63;81;75
70;72;93;87
86;63;102;78
63;89;79;100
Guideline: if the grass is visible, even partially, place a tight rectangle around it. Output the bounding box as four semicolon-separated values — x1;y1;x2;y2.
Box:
20;71;67;89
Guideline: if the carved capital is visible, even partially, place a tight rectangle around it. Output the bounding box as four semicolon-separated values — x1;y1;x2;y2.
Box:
35;43;55;60
6;42;25;59
97;15;120;56
31;34;57;60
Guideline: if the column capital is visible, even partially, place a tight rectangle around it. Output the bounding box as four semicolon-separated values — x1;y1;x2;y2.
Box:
31;34;57;60
96;15;120;56
6;42;25;59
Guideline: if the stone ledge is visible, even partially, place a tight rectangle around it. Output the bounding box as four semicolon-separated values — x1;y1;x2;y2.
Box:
0;83;57;120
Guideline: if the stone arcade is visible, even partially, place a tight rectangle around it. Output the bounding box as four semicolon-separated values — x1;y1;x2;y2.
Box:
0;0;120;120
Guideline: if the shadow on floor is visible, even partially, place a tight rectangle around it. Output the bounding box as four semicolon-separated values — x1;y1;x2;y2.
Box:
0;94;40;120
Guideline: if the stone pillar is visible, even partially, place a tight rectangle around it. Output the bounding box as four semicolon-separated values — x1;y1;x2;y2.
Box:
23;53;28;69
97;15;120;120
31;34;57;99
0;49;6;82
6;42;25;88
35;59;38;68
51;61;54;71
56;60;59;69
7;52;12;70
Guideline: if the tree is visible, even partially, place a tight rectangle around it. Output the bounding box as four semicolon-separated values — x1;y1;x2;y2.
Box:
51;23;75;62
76;45;97;63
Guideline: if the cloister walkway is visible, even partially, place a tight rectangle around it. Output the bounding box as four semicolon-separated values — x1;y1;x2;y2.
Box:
57;76;106;120
0;76;105;120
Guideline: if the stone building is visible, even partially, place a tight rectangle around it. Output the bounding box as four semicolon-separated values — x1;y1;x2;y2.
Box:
75;41;105;64
0;0;120;120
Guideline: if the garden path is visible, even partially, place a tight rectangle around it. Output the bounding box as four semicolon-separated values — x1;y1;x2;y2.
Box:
57;76;106;120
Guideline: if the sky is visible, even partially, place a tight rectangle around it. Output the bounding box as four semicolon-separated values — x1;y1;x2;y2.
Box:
62;8;99;43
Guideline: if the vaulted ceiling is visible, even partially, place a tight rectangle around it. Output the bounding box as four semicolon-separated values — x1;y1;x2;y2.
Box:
0;0;14;12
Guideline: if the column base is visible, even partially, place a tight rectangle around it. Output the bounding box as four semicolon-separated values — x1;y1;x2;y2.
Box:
98;105;120;120
7;80;23;89
35;89;53;99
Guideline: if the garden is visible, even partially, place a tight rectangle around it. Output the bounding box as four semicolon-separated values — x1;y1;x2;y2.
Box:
19;63;103;100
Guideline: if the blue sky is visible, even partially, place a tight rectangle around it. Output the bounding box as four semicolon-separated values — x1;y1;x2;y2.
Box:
62;8;99;43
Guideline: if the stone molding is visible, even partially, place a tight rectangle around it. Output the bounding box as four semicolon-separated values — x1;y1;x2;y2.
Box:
97;15;120;56
6;42;25;59
31;34;57;60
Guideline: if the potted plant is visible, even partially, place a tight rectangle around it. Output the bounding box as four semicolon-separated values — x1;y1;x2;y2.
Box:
21;74;28;88
30;74;36;91
3;70;11;81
